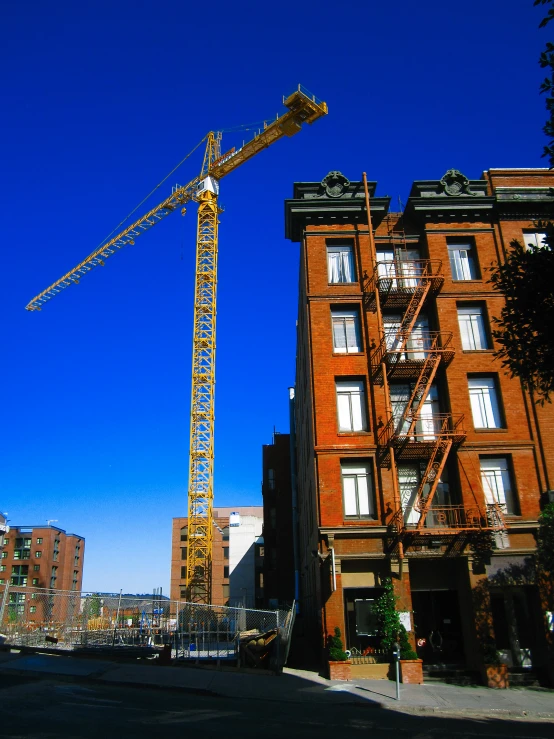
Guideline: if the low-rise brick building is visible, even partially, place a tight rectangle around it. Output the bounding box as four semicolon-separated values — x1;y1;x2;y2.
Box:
285;168;554;681
170;506;263;607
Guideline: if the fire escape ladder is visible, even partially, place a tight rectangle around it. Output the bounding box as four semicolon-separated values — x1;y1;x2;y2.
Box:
402;335;442;438
391;270;432;355
414;420;453;530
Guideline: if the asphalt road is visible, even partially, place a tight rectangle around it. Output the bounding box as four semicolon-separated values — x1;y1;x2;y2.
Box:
1;674;553;739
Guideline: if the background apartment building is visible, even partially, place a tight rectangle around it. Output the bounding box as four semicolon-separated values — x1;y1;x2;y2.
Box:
171;506;264;607
285;168;554;682
0;524;84;623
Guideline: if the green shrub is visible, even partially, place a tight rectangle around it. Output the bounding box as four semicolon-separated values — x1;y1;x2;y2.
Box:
328;626;349;661
374;578;418;659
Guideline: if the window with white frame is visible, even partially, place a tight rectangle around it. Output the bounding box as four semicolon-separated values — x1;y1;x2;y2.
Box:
341;461;375;518
480;457;518;514
457;304;490;350
331;308;361;353
448;243;478;280
327;243;355;283
468;376;502;429
523;231;547;250
336;380;367;432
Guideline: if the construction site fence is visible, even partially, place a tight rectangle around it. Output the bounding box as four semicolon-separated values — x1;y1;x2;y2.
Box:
0;585;295;672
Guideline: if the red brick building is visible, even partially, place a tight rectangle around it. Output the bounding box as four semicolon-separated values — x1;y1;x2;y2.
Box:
170;506;264;607
285;168;554;680
0;524;84;623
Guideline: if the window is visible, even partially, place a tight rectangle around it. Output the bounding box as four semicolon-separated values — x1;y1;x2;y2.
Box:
0;579;4;584
336;380;368;432
223;566;229;579
23;538;31;548
384;314;429;359
32;578;39;585
331;308;361;353
458;305;490;350
36;538;42;545
223;546;229;560
480;457;518;514
448;243;478;280
11;565;28;586
1;552;7;559
30;606;37;613
181;566;187;578
269;507;277;528
341;461;375;518
222;584;230;599
0;565;5;572
35;551;42;558
33;564;40;571
267;469;275;490
180;527;188;542
523;231;547;250
181;547;187;560
468;377;502;429
327;243;355;283
258;545;265;557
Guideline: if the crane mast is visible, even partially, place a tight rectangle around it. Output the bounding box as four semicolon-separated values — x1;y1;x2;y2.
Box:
25;86;328;604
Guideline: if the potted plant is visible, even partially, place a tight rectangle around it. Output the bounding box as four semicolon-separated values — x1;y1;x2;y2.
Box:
374;579;423;684
481;641;509;689
327;626;351;680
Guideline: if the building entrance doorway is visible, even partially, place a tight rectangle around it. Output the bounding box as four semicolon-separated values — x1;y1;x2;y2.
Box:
412;589;464;664
343;587;384;652
490;587;537;668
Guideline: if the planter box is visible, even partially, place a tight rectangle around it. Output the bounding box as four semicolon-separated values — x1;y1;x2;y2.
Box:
351;662;390;680
399;659;424;684
329;660;351;681
481;663;509;689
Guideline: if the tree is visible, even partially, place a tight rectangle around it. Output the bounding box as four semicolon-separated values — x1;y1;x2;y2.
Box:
374;579;417;659
488;3;554;404
535;1;554;167
537;501;554;575
489;236;554;403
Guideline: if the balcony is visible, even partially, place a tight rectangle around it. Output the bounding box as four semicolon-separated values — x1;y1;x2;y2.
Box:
371;331;455;383
379;413;466;458
364;259;444;310
388;503;507;536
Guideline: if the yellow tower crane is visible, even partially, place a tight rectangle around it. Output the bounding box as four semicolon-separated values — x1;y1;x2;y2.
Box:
25;85;328;604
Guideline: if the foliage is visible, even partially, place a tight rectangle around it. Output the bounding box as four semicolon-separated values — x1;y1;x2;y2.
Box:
481;639;501;666
535;0;554;166
489;3;554;402
538;502;554;574
374;579;418;659
489;235;554;403
327;626;349;661
88;593;102;617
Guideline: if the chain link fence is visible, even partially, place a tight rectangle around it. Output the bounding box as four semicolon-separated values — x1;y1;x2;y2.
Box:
0;584;294;672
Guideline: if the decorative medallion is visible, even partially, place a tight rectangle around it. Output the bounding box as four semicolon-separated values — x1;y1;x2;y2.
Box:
439;169;475;197
320;171;350;198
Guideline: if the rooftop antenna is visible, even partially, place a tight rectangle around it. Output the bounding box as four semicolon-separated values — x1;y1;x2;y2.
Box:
46;519;58;527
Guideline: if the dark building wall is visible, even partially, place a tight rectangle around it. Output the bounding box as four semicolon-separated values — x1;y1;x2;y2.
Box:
262;432;295;607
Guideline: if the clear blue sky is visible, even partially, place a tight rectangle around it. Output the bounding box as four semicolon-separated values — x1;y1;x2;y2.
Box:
1;1;547;593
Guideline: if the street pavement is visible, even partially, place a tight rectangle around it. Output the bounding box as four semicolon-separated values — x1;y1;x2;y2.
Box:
0;649;553;732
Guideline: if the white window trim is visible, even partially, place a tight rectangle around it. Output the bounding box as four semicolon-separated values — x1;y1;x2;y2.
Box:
327;244;355;284
468;377;502;429
523;231;547;250
458;305;489;351
480;457;517;514
331;309;361;353
336;380;367;432
448;244;477;280
341;462;375;518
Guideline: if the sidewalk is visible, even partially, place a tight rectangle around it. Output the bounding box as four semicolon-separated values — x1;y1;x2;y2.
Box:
0;650;553;720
